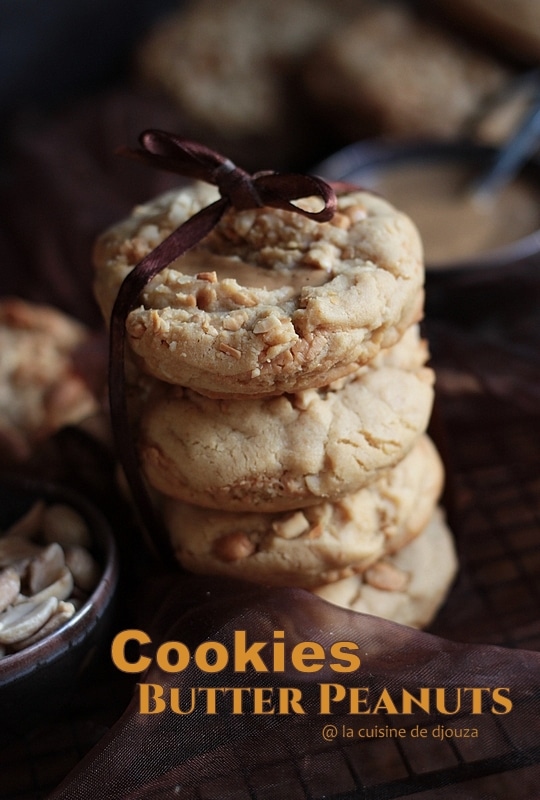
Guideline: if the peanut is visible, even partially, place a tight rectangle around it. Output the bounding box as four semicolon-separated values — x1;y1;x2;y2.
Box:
42;504;91;548
364;561;409;592
272;511;310;540
214;532;255;562
0;568;20;613
0;596;59;645
0;500;102;658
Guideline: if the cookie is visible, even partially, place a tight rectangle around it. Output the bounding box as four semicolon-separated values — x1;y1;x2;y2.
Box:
313;508;457;629
163;435;444;587
0;298;100;462
93;181;424;398
304;3;512;141
136;0;348;138
138;326;434;512
134;0;358;170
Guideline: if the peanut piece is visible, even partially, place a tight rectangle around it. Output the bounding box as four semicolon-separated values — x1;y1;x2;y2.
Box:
218;342;242;359
302;245;337;271
330;212;351;230
196;285;217;310
64;546;101;593
364;561;409;592
266;343;291;360
0;568;20;613
0;596;58;644
196;271;217;283
11;602;76;651
222;315;243;331
272;512;310;540
214;533;255;562
42;504;91;548
226;288;258;307
343;203;367;223
21;567;74;606
28;542;65;594
253;315;281;335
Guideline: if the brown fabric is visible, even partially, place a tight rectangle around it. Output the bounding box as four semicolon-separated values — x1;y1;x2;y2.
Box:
46;577;540;800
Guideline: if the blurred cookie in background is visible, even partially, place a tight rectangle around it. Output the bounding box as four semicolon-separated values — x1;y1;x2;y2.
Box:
134;0;359;170
303;1;514;142
0;298;103;465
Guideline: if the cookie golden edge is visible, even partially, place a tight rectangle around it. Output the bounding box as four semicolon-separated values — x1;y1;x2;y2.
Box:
162;435;444;588
137;326;434;512
313;507;458;630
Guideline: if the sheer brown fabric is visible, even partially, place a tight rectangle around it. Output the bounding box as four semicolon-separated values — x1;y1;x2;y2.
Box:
43;574;540;799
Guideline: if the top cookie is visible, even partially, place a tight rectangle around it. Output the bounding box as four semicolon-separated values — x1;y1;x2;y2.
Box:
93;181;424;398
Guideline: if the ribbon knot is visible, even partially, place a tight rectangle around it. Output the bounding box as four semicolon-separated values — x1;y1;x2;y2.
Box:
209;159;265;210
119;129;337;220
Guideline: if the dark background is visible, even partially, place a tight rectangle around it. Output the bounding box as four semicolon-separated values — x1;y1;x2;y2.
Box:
0;0;183;130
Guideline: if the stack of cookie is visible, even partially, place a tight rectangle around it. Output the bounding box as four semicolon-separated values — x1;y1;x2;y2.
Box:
93;179;457;629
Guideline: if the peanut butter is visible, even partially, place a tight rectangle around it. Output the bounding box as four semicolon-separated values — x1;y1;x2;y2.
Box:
169;250;331;292
373;161;540;266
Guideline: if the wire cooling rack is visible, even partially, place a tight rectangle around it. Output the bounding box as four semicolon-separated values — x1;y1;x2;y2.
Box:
2;319;540;800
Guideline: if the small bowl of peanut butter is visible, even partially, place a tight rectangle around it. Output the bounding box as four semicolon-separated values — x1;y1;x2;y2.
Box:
316;139;540;274
0;477;119;735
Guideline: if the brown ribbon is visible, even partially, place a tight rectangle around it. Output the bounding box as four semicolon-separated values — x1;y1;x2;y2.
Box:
109;130;337;561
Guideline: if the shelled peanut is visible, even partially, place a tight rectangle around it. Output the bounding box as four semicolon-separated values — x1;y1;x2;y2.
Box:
0;501;101;657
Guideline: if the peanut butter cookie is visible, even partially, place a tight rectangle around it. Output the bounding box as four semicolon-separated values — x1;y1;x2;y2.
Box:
93;181;424;398
0;299;99;462
134;0;359;169
163;435;444;587
138;326;434;511
313;508;457;629
304;3;511;140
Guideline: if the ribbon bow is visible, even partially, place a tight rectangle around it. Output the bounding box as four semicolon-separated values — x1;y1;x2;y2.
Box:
118;129;337;218
109;130;337;560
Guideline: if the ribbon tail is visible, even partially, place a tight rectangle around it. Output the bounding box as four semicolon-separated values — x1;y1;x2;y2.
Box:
108;199;228;561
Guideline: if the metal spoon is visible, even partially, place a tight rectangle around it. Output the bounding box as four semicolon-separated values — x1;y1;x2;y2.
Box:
472;77;540;201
